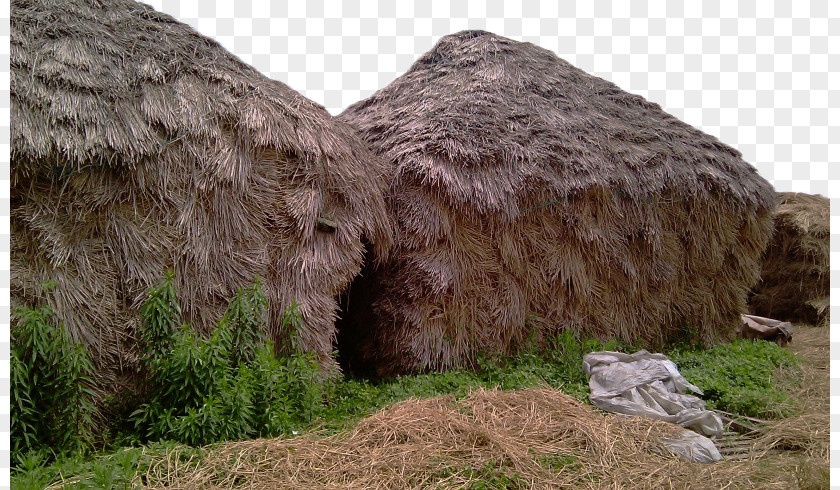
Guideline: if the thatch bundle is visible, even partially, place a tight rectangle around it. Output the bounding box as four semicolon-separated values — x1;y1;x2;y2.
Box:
11;0;392;393
749;193;829;326
338;31;776;376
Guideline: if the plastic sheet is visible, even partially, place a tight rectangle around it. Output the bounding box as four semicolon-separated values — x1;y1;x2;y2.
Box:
661;429;723;464
583;350;723;463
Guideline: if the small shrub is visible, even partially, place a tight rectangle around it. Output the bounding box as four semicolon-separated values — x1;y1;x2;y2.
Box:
138;269;182;363
11;304;95;462
218;279;269;367
131;274;329;446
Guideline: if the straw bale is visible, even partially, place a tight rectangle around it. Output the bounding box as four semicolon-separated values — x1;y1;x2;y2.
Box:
338;31;775;376
11;0;392;394
749;192;829;326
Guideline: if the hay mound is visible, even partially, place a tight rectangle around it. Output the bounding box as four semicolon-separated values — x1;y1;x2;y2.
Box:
338;30;775;376
749;193;829;326
11;0;392;394
146;387;816;489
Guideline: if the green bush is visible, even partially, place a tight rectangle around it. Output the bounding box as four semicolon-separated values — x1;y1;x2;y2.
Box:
11;304;95;463
130;274;328;446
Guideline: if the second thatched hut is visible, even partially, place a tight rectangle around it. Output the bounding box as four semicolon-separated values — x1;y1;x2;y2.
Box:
338;30;776;376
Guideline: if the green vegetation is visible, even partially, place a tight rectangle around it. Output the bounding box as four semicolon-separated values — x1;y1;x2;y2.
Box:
130;275;327;447
11;303;96;462
666;338;799;418
11;442;202;490
536;453;578;472
436;460;527;490
11;275;801;487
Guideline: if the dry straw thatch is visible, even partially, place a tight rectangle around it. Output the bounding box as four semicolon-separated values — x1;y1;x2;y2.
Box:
11;0;392;393
338;30;776;376
749;192;829;327
138;387;823;489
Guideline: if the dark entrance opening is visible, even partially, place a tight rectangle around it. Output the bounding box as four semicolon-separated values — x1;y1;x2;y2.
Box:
335;239;380;378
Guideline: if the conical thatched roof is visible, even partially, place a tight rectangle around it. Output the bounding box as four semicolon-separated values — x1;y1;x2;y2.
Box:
338;30;776;376
749;192;829;326
11;0;392;392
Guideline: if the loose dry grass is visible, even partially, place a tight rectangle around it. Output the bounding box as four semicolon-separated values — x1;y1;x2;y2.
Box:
754;326;829;461
132;327;829;489
750;193;829;326
141;385;823;489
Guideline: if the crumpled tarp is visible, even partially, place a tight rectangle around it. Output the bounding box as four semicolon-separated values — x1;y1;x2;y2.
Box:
583;350;723;463
661;429;723;464
740;314;794;346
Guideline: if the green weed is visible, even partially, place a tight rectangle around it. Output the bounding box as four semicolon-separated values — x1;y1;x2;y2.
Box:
666;338;799;418
11;277;804;487
130;274;329;446
11;302;96;464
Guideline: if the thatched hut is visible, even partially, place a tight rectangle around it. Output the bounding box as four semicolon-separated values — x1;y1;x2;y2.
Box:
11;0;392;393
749;192;829;327
338;31;776;376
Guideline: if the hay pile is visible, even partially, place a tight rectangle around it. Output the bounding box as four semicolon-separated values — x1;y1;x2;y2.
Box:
755;326;829;462
749;193;829;326
11;0;392;394
338;30;776;376
143;387;821;489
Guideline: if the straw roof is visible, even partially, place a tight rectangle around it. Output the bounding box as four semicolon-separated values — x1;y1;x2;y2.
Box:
749;192;829;326
11;0;392;392
338;30;776;376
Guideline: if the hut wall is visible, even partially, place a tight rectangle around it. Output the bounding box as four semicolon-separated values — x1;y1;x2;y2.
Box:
340;185;772;376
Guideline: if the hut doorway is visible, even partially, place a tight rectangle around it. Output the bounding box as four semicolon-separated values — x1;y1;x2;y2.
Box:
336;239;378;377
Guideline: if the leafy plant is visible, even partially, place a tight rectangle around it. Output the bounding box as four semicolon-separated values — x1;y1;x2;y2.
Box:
138;269;182;363
667;338;799;418
131;274;329;446
438;460;526;490
218;279;268;367
11;304;96;462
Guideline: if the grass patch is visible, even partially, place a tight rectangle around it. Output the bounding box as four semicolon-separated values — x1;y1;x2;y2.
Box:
11;442;204;490
319;331;623;432
536;453;578;472
666;338;800;418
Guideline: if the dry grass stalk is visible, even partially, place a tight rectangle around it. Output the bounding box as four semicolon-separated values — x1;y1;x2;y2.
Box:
753;326;829;465
338;30;776;376
146;387;823;489
11;0;393;397
749;193;829;326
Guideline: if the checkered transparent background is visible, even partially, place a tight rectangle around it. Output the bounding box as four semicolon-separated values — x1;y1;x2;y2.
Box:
1;0;838;487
